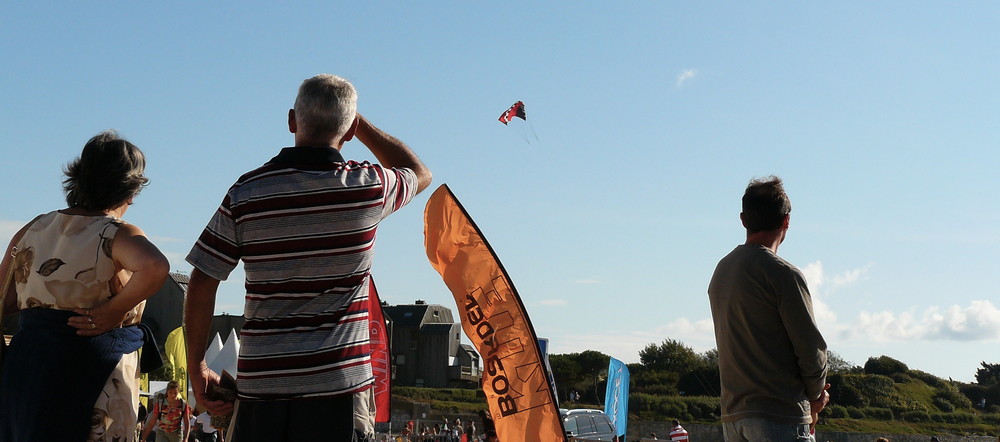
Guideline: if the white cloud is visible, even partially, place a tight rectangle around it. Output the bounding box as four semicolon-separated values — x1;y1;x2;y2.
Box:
803;261;1000;344
832;266;868;287
623;261;871;354
540;299;569;307
845;300;1000;342
800;261;871;295
655;318;716;343
550;262;867;360
548;259;1000;374
800;261;826;292
676;69;697;87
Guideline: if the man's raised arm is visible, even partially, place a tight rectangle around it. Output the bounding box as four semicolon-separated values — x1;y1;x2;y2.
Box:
353;114;432;193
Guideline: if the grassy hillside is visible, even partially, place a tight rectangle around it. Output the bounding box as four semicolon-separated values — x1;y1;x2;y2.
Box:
393;386;489;414
392;368;1000;438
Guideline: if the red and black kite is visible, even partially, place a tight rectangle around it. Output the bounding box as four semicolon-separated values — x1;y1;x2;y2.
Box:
498;101;526;125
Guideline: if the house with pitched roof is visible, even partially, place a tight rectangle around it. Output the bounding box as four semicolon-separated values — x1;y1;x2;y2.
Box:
382;300;480;388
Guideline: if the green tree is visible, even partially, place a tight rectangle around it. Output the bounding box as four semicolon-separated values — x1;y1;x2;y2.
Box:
701;348;719;367
549;354;583;401
828;350;862;374
678;349;721;396
976;362;1000;386
549;351;610;404
576;350;610;405
639;338;701;374
633;369;681;396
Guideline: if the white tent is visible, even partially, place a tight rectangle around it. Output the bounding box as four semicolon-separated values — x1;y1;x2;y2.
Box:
209;328;240;378
204;333;225;368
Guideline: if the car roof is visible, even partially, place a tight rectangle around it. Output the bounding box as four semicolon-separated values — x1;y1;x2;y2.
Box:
561;408;607;416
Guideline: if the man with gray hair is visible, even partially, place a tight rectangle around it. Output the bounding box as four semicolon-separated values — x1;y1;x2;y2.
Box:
708;176;829;441
184;74;431;441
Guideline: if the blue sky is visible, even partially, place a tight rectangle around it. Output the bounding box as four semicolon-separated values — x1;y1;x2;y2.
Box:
3;2;999;383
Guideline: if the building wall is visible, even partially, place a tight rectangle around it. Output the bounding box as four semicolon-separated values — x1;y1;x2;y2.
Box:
419;331;454;387
385;304;480;388
394;327;420;386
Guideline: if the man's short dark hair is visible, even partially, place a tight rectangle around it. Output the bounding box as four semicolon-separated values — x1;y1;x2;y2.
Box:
63;130;148;211
741;176;791;233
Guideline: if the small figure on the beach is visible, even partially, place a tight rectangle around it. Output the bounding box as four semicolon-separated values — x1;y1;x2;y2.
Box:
669;419;689;441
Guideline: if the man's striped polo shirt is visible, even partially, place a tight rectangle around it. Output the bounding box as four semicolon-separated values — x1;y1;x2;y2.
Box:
186;146;417;400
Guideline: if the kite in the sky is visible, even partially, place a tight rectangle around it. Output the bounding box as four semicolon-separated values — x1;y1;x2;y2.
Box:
498;101;526;125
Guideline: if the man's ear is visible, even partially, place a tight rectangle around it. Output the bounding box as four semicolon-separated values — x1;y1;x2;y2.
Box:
288;109;297;133
739;212;748;229
781;214;790;229
342;116;360;142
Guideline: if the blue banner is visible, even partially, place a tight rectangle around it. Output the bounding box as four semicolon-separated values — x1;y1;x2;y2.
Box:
604;357;630;439
538;338;560;407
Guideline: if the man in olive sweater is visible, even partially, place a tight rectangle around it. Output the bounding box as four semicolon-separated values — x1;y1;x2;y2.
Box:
708;176;830;441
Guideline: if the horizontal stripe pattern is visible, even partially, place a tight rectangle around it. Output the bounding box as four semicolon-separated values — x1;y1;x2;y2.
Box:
187;150;417;399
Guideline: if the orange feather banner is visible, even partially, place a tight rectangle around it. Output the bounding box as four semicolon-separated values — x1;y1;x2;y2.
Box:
424;184;565;442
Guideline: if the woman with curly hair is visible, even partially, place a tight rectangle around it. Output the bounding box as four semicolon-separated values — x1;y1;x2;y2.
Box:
0;130;169;441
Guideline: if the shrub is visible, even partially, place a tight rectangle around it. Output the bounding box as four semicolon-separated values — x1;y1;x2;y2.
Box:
933;396;955;413
865;356;909;376
890;373;912;383
393;387;480;403
629;393;661;412
837;384;869;408
629;393;694;420
846;407;867;419
888;398;927;415
854;375;899;409
685;397;720;421
907;369;946;388
930;413;946;423
637;384;679;396
830;374;896;408
900;410;930;423
864;407;894;420
943;413;975;424
629;393;720;421
822;405;849;419
980;413;1000;425
936;387;973;410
